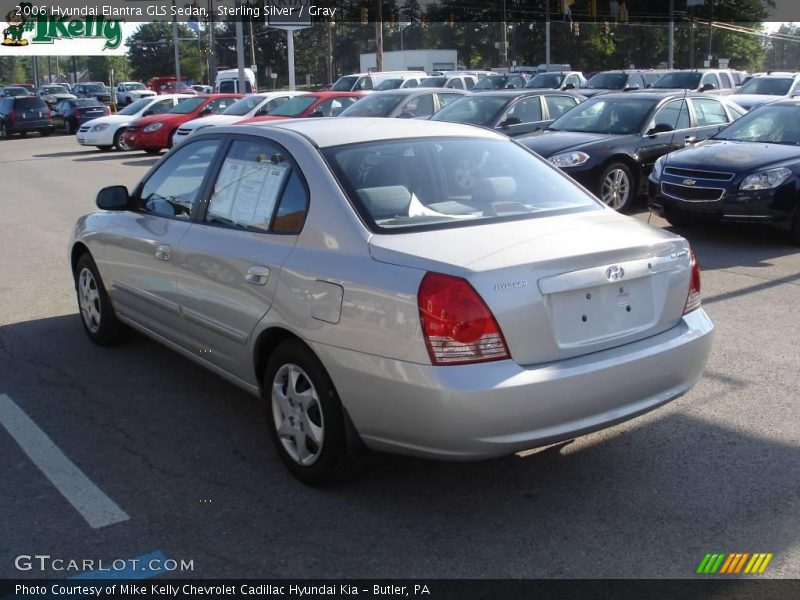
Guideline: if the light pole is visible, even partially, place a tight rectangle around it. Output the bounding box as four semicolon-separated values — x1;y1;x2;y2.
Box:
172;0;181;83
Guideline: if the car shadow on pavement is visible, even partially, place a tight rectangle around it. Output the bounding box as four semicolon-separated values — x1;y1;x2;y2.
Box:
33;150;101;158
120;158;160;167
1;313;797;578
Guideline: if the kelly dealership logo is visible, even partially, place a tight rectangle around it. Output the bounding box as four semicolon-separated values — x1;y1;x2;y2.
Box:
2;3;122;50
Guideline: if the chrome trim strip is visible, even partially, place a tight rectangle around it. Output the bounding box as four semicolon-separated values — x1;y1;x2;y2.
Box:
110;279;180;314
180;306;249;344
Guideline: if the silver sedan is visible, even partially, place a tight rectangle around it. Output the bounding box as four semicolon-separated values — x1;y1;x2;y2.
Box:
69;118;714;484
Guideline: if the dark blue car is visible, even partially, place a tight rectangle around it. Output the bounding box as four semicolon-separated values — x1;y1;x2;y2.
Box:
648;99;800;244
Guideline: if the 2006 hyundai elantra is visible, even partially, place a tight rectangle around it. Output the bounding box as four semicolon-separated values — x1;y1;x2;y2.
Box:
69;118;713;484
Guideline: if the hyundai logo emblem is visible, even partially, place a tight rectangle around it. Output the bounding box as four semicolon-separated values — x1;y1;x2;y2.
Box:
605;265;625;281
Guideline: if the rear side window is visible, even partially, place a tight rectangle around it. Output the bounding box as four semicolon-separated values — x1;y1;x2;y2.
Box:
692;98;729;126
505;96;542;123
653;99;690;131
205;139;308;234
15;97;46;110
719;73;732;89
218;80;234;93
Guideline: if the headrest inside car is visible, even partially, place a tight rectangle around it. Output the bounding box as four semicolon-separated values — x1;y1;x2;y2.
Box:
356;186;413;220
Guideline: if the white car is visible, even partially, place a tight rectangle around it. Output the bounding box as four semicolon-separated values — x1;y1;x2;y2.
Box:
77;94;193;151
172;91;308;146
116;82;156;106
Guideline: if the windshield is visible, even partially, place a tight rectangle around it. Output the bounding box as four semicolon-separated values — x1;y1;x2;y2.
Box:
549;97;656;134
118;97;153;115
168;97;206;114
83;84;106;92
652;72;701;89
375;79;403;90
223;95;266;116
526;73;564;89
474;76;506;90
126;83;147;91
4;87;28;96
41;86;68;94
268;95;318;116
331;76;358;91
583;73;627;89
430;96;509;126
735;77;794;96
323;138;598;232
714;104;800;144
340;94;403;117
420;77;447;87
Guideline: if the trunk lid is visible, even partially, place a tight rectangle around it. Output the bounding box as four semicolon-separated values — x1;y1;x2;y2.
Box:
369;211;693;365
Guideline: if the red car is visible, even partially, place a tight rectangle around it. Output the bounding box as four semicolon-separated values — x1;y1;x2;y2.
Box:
235;92;364;124
121;94;241;153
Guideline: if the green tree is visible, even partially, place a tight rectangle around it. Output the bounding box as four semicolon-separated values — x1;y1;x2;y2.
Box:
126;22;204;83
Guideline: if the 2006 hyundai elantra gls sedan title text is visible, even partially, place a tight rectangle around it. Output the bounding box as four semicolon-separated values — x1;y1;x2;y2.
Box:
70;118;713;484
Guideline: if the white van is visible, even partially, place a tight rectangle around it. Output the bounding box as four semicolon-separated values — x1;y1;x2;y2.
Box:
331;71;428;93
214;68;256;94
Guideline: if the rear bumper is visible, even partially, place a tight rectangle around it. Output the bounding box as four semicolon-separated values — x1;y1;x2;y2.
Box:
313;309;714;460
10;121;52;132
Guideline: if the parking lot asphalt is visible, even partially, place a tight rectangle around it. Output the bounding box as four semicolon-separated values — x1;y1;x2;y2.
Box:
1;133;798;579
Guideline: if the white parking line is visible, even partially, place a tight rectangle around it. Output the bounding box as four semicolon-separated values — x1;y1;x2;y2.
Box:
0;393;129;529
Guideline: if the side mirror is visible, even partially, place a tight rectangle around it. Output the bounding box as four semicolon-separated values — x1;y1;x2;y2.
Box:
564;83;576;90
498;116;522;128
96;186;130;211
397;111;415;119
624;84;640;91
701;83;716;92
143;109;153;116
646;123;674;136
309;110;325;117
199;108;212;116
255;107;269;116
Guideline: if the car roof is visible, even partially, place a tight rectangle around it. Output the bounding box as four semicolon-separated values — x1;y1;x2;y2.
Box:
469;89;581;97
608;90;716;100
767;99;800;107
368;88;466;96
231;117;505;148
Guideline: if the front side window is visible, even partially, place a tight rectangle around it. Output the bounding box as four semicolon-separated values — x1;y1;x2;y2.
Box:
505;97;542;123
447;78;464;90
139;139;219;220
701;73;720;89
430;96;509;126
169;97;206;114
545;95;579;119
331;76;358;92
400;94;435;118
315;97;358;116
205;97;238;113
355;77;373;91
652;99;690;131
323;138;599;232
692;98;729;126
437;93;464;108
269;95;318;117
206;139;307;234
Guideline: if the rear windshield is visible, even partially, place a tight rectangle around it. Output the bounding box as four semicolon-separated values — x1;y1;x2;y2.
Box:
268;95;318;116
526;73;564;88
652;72;702;89
340;94;402;117
735;77;794;96
474;76;506;90
375;79;403;90
420;77;447;87
83;84;107;93
15;97;47;109
323;137;599;232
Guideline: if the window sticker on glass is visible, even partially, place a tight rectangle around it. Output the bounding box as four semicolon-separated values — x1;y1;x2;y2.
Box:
208;157;290;230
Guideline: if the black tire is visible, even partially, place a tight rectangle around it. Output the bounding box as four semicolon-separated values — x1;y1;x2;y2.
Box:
114;128;130;151
96;145;113;151
598;162;637;213
263;339;353;485
167;129;177;149
665;210;695;228
789;209;800;246
0;122;9;139
74;253;126;346
65;119;75;134
39;128;52;137
144;148;161;155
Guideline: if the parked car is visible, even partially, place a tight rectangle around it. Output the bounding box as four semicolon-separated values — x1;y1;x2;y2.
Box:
473;73;528;91
2;86;31;97
148;76;195;95
78;94;194;151
525;71;586;91
116;81;157;106
0;95;53;138
518;92;745;211
52;98;110;134
417;74;478;90
430;90;585;137
579;70;669;98
172;91;308;146
373;76;426;91
120;94;242;153
191;85;213;94
37;84;76;107
331;71;428;93
69;117;713;484
648;99;800;242
235;92;363;125
731;72;800;111
214;68;256;94
73;82;113;105
650;69;736;96
11;83;35;94
339;89;468;119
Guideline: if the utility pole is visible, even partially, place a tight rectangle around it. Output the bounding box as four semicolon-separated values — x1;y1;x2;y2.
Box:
327;21;334;85
172;0;181;84
376;1;384;72
707;0;713;63
249;16;257;89
668;0;674;69
207;0;216;81
235;0;246;93
501;0;508;68
545;0;551;70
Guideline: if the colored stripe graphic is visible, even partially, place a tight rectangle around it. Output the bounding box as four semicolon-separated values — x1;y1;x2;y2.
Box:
699;552;773;575
719;554;736;574
734;553;749;574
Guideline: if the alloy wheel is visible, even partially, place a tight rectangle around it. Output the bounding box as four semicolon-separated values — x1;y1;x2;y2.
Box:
601;167;631;210
77;267;102;333
271;363;325;466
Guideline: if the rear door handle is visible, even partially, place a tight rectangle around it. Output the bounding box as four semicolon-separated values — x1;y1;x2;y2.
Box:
245;265;270;286
154;244;171;261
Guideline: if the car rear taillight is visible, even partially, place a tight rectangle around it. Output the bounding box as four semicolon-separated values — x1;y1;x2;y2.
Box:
418;272;510;365
104;107;111;116
74;108;81;117
683;249;702;314
9;110;15;125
